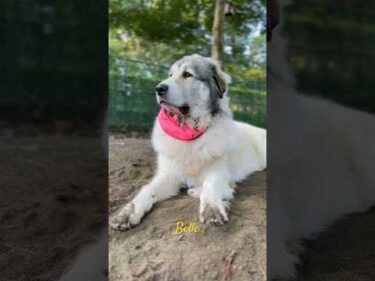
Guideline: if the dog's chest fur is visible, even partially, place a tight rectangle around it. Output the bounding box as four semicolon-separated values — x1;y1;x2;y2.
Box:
152;115;236;182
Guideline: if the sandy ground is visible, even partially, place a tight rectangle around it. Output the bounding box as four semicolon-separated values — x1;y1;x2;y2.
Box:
297;207;375;281
3;127;372;281
109;134;267;281
0;126;107;281
108;134;375;281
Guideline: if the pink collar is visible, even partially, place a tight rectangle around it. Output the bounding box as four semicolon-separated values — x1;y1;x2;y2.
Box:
158;108;206;141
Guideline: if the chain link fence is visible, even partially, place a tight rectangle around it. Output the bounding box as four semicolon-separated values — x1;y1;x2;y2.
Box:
109;56;266;131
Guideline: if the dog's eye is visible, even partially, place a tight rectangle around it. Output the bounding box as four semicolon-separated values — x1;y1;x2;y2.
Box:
182;71;193;78
169;73;172;77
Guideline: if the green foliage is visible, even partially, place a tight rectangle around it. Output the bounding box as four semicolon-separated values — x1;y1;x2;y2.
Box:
109;0;266;71
109;0;266;130
110;0;265;42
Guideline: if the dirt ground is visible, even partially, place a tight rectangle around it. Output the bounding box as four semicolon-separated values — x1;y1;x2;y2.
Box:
109;134;267;281
297;207;375;281
108;134;375;281
0;125;106;281
2;126;373;281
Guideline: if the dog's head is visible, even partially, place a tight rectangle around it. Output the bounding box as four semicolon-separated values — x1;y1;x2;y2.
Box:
155;54;231;125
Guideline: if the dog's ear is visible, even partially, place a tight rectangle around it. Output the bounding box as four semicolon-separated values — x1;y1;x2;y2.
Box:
207;58;231;99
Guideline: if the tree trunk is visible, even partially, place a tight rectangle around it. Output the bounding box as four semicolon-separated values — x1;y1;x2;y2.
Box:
211;0;225;62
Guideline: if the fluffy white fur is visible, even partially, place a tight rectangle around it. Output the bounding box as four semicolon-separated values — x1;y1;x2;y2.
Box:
111;55;266;229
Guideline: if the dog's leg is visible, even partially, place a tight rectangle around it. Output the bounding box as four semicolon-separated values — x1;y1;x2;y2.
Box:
199;161;234;225
111;171;180;231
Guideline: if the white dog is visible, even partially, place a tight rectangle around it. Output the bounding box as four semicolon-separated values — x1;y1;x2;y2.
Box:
111;54;266;230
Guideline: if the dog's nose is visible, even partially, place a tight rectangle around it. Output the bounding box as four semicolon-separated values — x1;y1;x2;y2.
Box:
155;84;168;96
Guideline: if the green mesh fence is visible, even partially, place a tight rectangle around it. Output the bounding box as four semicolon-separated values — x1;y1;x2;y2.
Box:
109;56;266;131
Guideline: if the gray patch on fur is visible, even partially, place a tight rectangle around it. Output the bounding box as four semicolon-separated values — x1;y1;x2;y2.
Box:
174;54;223;115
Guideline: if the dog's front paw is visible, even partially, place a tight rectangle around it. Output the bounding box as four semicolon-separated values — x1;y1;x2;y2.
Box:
199;200;229;225
110;203;142;231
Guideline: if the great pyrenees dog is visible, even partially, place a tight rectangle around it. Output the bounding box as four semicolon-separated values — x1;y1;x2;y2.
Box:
111;54;266;230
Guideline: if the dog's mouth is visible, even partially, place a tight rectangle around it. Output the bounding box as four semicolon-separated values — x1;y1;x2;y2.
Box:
159;100;190;116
